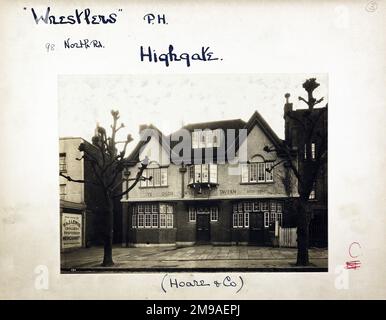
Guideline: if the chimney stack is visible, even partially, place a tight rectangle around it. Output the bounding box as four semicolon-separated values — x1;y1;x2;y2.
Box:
139;124;148;133
284;93;293;143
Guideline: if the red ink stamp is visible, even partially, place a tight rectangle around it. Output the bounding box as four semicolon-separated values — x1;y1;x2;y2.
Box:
345;260;361;270
345;242;362;270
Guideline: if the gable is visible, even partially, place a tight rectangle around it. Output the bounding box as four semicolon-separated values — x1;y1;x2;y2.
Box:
233;111;284;162
241;124;277;161
138;132;170;166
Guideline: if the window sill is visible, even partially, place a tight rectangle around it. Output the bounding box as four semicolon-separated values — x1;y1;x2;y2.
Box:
192;146;221;149
139;185;169;189
133;227;175;229
240;181;274;185
234;210;270;213
188;182;219;187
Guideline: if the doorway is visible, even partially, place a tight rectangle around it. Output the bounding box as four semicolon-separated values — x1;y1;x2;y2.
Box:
249;212;265;245
196;214;210;243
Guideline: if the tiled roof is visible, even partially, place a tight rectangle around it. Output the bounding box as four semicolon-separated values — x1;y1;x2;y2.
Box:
126;111;285;164
182;119;246;131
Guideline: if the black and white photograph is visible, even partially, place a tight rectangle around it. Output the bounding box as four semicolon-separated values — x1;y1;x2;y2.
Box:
1;0;385;301
59;74;328;272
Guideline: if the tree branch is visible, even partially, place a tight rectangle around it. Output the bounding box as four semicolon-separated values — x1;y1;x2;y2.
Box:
59;172;99;186
314;97;324;106
113;164;147;199
267;159;286;172
298;96;309;107
265;143;302;187
112;123;125;134
109;110;120;157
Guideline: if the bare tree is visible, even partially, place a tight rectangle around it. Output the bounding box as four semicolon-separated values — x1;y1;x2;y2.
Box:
264;78;327;266
60;110;151;266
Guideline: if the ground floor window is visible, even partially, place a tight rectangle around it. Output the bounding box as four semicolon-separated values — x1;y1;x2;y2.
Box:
264;212;282;228
166;214;173;228
188;206;218;223
138;214;144;228
189;207;196;222
210;207;218;221
131;202;174;229
145;213;151;228
160;214;166;227
152;214;158;227
232;212;249;228
233;200;283;228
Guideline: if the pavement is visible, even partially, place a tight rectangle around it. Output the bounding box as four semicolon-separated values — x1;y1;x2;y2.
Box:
61;245;328;272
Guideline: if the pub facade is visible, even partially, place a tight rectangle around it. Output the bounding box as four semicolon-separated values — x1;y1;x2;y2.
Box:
121;111;299;247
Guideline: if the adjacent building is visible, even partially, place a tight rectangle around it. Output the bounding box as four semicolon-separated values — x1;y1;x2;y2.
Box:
121;110;300;247
284;98;328;247
59;137;107;251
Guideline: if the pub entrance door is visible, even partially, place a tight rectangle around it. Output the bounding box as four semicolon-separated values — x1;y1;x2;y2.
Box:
249;212;265;245
196;213;210;244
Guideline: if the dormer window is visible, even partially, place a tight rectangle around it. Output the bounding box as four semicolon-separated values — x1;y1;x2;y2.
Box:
192;129;221;148
213;134;218;145
201;133;206;145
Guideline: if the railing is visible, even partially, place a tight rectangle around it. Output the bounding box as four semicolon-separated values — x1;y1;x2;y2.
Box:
279;227;297;248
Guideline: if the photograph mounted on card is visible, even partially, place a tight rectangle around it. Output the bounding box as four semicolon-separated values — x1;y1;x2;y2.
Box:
58;74;328;273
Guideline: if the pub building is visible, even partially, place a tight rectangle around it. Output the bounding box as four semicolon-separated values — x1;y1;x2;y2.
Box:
121;110;299;247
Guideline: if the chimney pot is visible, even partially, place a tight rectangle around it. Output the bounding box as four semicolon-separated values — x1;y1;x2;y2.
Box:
284;93;293;115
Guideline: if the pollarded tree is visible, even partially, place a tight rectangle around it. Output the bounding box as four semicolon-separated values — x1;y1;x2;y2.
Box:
264;78;327;266
60;110;151;266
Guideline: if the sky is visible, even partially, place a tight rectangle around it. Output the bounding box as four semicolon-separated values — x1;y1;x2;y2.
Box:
58;74;328;154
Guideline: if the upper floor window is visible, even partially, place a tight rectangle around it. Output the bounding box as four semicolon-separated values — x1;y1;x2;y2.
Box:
188;164;218;184
60;184;66;200
311;142;316;160
241;161;274;183
192;129;221;149
309;184;316;200
140;167;168;187
59;153;67;173
304;143;316;160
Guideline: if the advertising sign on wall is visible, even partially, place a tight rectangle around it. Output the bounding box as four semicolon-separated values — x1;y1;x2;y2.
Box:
62;213;82;249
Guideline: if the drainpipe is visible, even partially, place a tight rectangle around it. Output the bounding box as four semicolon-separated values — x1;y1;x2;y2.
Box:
179;162;187;198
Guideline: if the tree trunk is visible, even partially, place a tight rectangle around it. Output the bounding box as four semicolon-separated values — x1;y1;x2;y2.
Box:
296;199;310;266
101;197;114;267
